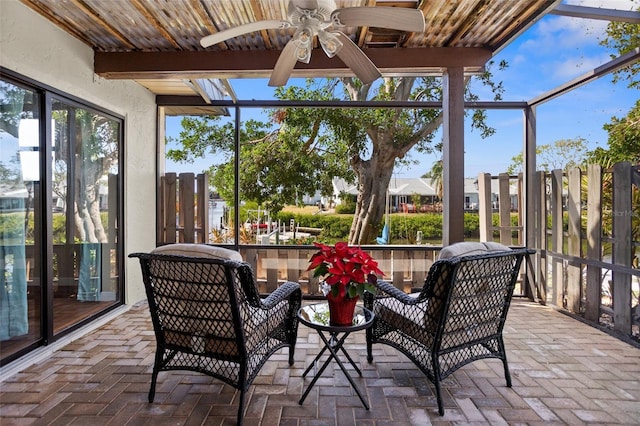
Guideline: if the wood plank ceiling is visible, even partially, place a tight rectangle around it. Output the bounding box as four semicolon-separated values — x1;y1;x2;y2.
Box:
20;0;560;101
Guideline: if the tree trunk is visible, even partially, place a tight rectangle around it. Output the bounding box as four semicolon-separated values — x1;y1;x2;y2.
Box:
74;165;108;244
341;77;441;245
348;153;396;245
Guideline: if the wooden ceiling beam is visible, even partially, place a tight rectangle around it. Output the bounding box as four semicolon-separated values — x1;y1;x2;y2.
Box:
95;47;491;79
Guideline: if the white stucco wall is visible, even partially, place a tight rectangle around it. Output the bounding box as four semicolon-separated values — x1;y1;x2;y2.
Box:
1;0;156;305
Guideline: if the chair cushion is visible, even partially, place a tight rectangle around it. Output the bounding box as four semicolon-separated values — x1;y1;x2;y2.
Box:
152;243;243;262
438;242;511;259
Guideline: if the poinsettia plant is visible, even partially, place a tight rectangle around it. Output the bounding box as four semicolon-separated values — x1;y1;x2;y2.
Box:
307;242;384;300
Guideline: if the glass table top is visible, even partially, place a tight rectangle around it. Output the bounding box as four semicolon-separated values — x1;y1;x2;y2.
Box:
298;303;373;332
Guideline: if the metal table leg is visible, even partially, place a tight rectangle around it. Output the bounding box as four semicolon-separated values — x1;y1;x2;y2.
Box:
299;330;369;409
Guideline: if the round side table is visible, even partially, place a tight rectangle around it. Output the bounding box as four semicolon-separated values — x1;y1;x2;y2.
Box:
297;303;374;409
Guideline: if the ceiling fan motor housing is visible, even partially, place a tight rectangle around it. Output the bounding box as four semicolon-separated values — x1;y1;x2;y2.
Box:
288;0;336;26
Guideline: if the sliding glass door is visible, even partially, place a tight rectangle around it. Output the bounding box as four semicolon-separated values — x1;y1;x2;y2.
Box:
0;72;123;366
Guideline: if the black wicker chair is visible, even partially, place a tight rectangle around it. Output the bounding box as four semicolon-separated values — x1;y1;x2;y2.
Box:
365;243;533;415
129;244;301;426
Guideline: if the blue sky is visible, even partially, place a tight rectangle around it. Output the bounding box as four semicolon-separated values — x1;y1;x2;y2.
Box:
165;0;638;179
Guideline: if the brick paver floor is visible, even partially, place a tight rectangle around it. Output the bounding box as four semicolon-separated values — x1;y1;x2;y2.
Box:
1;300;639;425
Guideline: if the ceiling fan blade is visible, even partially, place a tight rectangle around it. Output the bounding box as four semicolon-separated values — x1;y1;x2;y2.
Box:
331;7;425;33
201;20;290;48
334;32;381;84
268;40;300;87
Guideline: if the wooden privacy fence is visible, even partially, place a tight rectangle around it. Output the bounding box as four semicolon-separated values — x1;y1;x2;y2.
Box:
530;162;639;337
476;172;524;246
158;173;209;244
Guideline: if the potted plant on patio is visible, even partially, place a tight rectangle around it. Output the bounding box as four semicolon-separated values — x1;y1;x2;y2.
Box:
307;242;383;326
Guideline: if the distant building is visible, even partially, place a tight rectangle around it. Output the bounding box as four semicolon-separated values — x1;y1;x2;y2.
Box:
331;177;521;212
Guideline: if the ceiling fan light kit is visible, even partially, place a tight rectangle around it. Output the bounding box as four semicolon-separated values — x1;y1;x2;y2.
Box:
294;28;313;63
318;30;343;57
200;0;426;86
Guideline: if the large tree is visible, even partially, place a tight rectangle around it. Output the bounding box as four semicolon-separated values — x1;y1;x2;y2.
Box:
169;71;503;244
275;77;444;244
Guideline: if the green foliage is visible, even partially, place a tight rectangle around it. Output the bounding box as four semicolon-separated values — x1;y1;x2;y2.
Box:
0;213;25;243
391;214;442;241
463;214;481;237
588;100;640;165
19;212;112;245
423;159;443;199
600;10;640;89
491;213;523;238
168;108;353;215
335;198;356;214
274;212;485;243
52;214;66;244
507;138;590;174
411;193;422;209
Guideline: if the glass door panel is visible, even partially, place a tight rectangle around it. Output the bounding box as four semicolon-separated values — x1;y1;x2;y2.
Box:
0;80;43;362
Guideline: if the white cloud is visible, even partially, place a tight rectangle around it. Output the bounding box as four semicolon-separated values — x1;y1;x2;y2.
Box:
521;0;638;55
551;52;614;80
526;15;607;53
508;1;635;87
510;53;528;66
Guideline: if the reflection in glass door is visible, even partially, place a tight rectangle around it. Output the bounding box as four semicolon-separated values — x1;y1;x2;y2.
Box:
51;98;121;334
0;81;42;362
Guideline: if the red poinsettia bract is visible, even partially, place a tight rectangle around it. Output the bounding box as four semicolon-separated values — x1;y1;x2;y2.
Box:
307;242;383;299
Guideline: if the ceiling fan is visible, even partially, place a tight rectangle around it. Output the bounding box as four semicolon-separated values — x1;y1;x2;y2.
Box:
201;0;425;87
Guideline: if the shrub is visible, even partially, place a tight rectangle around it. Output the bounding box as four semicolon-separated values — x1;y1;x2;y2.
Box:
335;200;356;214
273;211;484;244
0;213;26;242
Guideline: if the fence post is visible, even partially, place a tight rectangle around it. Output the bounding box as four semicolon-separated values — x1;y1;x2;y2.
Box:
566;167;582;313
478;173;492;241
551;169;564;306
498;173;511;245
179;173;195;243
196;174;209;244
517;172;524;246
612;161;632;334
536;171;547;303
162;173;177;244
585;164;602;321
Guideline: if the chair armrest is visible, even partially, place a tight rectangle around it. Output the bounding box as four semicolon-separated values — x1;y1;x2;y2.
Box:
260;281;301;310
375;279;424;305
